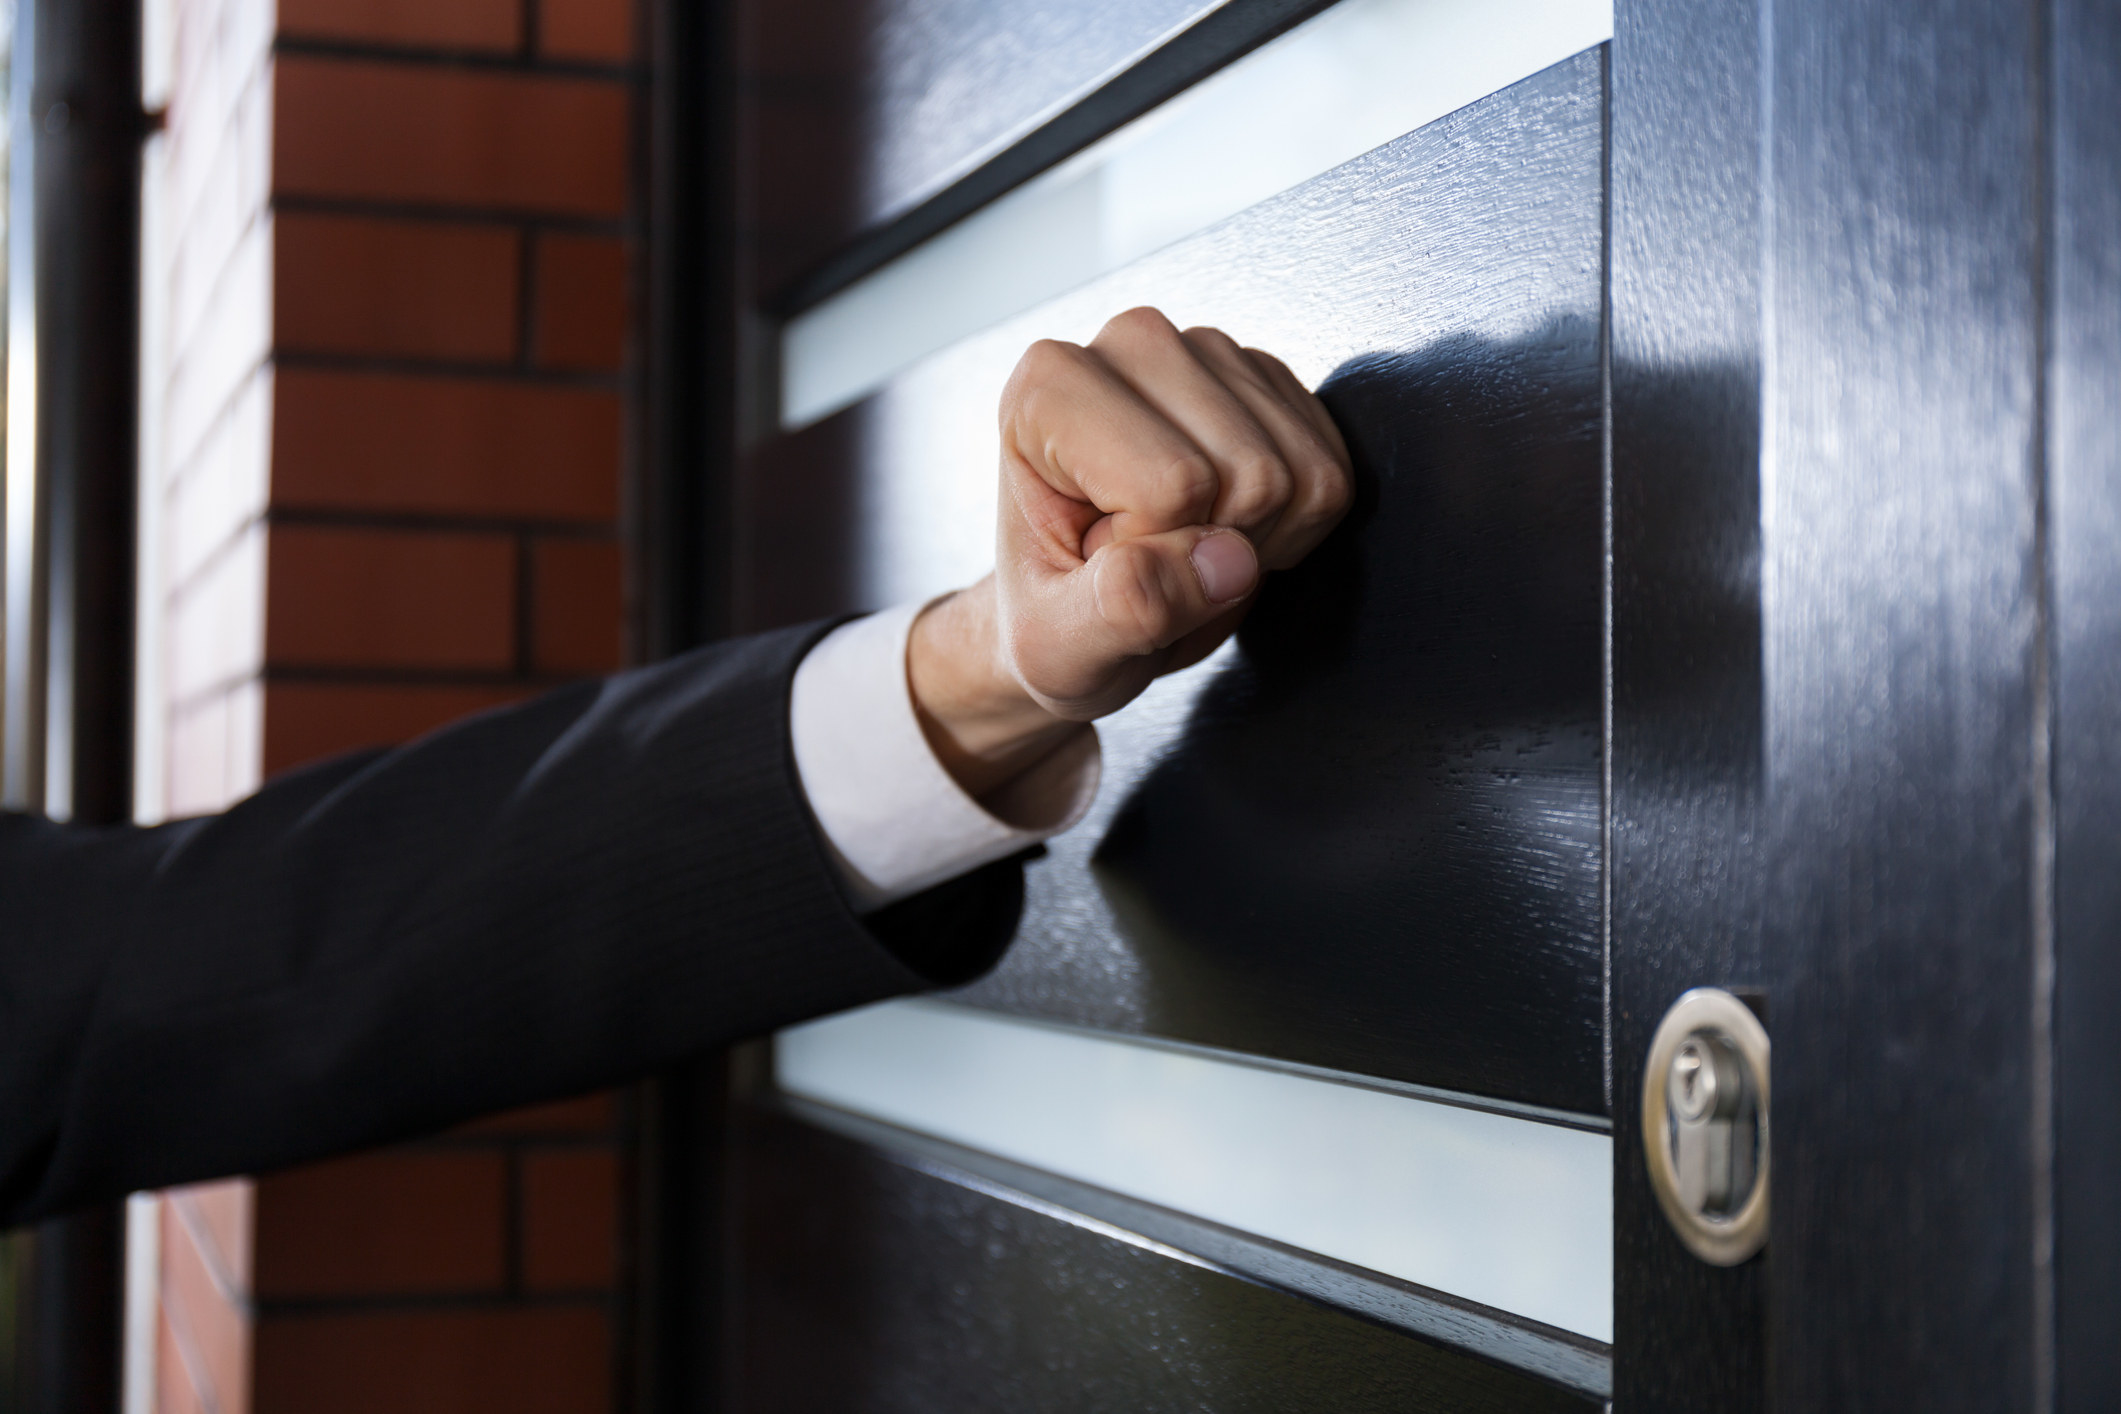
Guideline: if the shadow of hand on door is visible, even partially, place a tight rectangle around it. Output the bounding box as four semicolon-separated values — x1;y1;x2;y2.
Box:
1082;324;1607;1107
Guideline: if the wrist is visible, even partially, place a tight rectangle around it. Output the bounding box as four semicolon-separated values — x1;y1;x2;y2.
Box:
908;577;1087;801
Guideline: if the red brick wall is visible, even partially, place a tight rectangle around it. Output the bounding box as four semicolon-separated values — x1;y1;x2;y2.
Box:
263;3;633;765
138;0;642;1407
252;1097;625;1414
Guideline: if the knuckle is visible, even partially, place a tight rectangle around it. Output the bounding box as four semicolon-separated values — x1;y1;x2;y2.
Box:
1220;452;1294;525
1282;457;1354;534
1003;342;1088;432
1243;346;1296;382
1010;338;1085;392
1144;451;1219;523
1181;324;1241;358
1308;456;1355;517
1099;305;1180;350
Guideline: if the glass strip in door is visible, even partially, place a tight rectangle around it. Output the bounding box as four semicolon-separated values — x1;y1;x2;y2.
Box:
780;999;1613;1341
781;0;1614;428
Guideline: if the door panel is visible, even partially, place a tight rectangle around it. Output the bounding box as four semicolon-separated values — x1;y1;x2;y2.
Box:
745;0;1332;298
731;1104;1604;1413
742;50;1608;1115
1761;2;2043;1405
1609;0;2061;1406
686;0;2098;1406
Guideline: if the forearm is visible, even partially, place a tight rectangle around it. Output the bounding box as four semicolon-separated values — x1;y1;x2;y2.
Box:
0;623;1013;1223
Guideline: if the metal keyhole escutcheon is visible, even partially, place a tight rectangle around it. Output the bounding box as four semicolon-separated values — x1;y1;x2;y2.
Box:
1643;987;1770;1265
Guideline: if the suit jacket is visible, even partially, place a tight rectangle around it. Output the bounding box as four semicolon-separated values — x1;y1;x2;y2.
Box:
0;622;1022;1225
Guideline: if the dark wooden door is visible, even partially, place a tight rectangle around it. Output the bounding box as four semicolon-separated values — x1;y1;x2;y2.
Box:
654;0;2121;1408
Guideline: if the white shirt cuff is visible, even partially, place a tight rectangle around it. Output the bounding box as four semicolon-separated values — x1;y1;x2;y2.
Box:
789;601;1102;913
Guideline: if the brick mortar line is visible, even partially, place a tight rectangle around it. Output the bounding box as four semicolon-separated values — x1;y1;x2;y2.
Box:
161;361;627;550
156;238;626;606
254;1290;617;1319
274;36;637;82
161;512;613;620
273;348;629;389
264;508;618;537
270;193;633;237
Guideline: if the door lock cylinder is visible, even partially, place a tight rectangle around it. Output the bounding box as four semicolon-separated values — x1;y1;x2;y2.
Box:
1643;987;1769;1265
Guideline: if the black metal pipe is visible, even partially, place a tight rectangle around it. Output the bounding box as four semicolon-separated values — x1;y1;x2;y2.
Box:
6;0;145;1407
632;1;741;1409
31;0;143;828
634;0;737;661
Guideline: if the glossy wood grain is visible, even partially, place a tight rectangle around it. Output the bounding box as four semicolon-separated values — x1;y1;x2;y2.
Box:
742;53;1608;1114
712;4;2118;1408
1615;1;2077;1408
2051;3;2121;1408
1762;2;2045;1405
731;1102;1603;1412
1606;0;1768;1405
1614;0;2059;1406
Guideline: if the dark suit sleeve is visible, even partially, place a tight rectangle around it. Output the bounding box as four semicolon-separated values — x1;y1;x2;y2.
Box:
0;621;1023;1224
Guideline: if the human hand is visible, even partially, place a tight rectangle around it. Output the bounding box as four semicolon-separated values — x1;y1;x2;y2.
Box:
909;306;1352;803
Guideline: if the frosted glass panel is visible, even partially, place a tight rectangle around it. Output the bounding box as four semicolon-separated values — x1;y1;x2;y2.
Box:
778;999;1614;1341
782;0;1614;428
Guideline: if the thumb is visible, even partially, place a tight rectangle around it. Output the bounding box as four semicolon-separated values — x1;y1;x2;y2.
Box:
1010;526;1259;717
1083;525;1258;661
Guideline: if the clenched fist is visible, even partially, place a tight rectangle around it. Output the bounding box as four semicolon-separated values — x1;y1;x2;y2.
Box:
909;306;1353;804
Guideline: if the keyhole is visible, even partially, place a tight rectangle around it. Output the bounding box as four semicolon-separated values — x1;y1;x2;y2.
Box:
1671;1039;1715;1121
1665;1029;1754;1219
